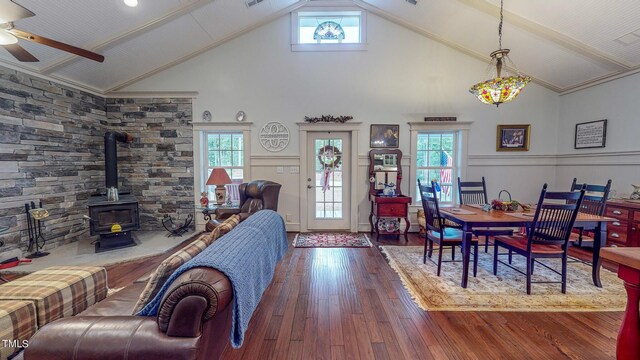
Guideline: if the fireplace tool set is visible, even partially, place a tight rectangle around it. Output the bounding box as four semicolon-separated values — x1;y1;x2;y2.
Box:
25;200;50;258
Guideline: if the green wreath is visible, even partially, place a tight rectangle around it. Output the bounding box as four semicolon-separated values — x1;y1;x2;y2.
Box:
318;145;342;168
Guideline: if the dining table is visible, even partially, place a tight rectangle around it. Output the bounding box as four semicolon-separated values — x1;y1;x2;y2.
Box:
438;204;617;289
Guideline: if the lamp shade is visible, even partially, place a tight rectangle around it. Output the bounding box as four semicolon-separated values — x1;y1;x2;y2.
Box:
206;168;232;186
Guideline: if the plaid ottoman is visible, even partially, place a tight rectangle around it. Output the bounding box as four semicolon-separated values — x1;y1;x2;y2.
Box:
0;266;107;328
0;300;37;360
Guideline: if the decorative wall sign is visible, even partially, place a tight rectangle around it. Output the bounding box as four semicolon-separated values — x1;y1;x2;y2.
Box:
304;115;353;123
575;119;607;149
496;124;530;152
259;121;289;152
424;117;457;122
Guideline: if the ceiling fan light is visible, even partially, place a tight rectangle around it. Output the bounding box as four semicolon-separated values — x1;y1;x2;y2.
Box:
0;31;18;45
123;0;138;7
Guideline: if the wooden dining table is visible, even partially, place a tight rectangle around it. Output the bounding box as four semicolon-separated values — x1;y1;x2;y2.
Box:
439;204;616;289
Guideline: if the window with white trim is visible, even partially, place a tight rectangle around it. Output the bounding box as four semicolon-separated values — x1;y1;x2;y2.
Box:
291;8;367;51
415;132;457;204
204;132;244;198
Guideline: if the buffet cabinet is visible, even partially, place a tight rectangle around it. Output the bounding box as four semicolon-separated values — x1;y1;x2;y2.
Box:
605;200;640;247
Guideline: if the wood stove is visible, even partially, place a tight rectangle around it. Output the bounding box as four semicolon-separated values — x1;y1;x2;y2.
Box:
88;194;139;252
88;131;140;252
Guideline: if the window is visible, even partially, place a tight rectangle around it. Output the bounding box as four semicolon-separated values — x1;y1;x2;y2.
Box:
415;133;456;204
205;132;244;197
291;9;367;51
409;121;471;207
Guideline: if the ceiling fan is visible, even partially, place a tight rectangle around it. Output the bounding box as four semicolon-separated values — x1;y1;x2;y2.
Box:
0;0;104;63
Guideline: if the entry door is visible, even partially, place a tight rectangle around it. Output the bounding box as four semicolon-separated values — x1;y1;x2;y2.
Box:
307;132;351;230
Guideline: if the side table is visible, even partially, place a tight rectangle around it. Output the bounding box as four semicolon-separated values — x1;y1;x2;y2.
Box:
369;195;412;241
601;247;640;360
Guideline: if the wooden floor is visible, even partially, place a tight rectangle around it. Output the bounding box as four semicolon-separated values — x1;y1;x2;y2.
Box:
102;232;621;360
217;233;622;360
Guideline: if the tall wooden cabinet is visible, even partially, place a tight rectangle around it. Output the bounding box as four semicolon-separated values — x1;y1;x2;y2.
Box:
368;149;412;241
605;200;640;247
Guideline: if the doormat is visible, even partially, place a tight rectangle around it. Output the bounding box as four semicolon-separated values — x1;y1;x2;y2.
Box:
293;233;372;248
379;245;626;312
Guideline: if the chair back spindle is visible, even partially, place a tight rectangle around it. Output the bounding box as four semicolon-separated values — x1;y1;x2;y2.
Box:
457;176;488;205
418;180;443;232
569;178;612;216
527;184;586;249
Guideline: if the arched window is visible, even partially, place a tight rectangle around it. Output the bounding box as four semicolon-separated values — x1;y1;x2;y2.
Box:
313;21;345;42
291;9;367;51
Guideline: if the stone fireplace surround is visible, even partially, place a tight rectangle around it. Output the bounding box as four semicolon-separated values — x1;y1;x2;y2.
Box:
0;65;194;258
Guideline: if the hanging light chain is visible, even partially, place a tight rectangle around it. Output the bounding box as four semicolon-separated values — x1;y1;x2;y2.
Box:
498;0;504;50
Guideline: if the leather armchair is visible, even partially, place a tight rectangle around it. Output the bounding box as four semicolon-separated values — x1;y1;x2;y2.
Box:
24;267;233;360
214;180;281;223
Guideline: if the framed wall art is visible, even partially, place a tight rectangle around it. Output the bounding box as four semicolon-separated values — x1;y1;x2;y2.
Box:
370;124;399;148
575;119;607;149
496;124;530;151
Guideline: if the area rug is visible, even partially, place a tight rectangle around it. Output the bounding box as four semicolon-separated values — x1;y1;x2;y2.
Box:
380;246;626;312
293;233;372;248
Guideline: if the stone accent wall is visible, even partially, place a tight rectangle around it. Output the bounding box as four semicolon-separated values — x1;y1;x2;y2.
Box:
0;65;195;258
106;98;194;230
0;66;106;257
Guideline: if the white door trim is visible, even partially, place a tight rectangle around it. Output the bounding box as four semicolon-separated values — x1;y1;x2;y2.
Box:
298;122;361;232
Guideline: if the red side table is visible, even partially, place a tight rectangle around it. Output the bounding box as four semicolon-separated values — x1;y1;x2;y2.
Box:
601;247;640;360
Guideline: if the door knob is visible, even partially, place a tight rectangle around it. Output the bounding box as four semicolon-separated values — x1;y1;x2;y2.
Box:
307;185;313;189
307;178;312;182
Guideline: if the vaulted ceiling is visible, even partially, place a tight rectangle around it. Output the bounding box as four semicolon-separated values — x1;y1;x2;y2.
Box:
1;0;639;95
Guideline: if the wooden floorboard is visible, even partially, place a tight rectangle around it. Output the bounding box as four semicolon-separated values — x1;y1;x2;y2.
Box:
219;233;622;360
35;230;618;360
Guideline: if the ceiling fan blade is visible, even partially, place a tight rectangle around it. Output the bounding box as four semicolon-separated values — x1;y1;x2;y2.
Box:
2;43;38;62
0;0;35;23
9;28;104;62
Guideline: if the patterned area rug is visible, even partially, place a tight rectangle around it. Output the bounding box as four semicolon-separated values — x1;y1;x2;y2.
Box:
293;233;372;248
380;246;626;312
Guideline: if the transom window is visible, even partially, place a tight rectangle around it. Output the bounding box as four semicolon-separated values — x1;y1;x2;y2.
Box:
291;9;367;51
415;133;456;204
205;132;244;186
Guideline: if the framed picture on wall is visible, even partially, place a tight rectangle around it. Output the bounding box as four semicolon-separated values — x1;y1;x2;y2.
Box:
575;119;607;149
496;124;530;151
370;124;399;148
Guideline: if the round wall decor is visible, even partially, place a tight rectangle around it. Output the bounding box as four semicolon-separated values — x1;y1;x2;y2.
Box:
259;121;289;152
202;110;212;122
235;111;246;122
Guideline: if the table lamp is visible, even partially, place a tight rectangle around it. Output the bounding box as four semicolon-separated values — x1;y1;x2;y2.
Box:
206;168;232;205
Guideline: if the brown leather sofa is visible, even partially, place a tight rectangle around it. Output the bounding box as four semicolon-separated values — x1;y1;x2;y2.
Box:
24;267;233;360
208;180;281;230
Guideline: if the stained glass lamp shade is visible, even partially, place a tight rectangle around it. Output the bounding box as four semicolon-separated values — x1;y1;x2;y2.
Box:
469;49;531;107
469;0;531;107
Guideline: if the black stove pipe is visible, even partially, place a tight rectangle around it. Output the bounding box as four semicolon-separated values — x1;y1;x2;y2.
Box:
104;131;133;190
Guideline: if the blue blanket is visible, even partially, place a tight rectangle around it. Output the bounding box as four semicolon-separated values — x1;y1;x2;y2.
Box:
137;209;288;348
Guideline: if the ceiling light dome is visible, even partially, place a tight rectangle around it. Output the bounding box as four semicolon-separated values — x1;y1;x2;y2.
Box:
0;30;18;45
123;0;138;7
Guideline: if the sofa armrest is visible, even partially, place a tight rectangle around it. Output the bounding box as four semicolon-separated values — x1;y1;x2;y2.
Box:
158;267;233;336
24;316;201;360
214;208;241;220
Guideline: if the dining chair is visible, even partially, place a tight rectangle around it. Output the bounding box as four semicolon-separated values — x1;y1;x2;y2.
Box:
493;184;586;294
457;177;514;252
569;178;612;247
418;179;479;277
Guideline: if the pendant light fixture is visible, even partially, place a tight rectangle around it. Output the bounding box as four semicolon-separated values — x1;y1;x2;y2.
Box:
469;0;531;107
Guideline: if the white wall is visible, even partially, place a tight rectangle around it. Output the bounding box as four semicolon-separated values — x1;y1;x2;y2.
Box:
556;72;640;197
123;12;562;230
